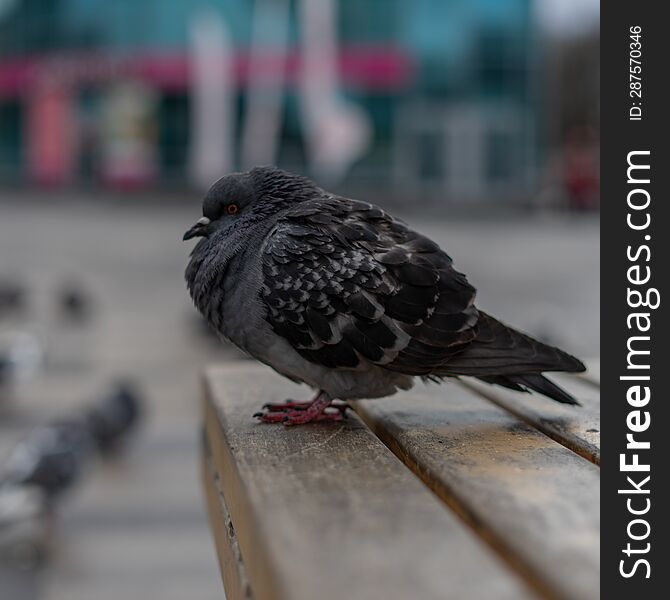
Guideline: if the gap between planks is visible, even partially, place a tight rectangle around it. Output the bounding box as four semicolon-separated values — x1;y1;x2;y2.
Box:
352;406;564;600
458;373;600;466
351;382;599;600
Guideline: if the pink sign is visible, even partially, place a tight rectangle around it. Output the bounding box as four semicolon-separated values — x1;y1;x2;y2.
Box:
25;84;77;186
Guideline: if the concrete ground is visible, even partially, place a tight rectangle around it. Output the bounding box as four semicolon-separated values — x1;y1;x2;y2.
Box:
0;197;598;599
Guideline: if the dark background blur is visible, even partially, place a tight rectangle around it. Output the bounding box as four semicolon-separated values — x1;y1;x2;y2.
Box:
0;0;598;208
1;1;598;599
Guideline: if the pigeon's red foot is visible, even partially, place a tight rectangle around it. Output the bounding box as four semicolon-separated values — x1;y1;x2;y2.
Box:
254;393;347;426
260;400;314;412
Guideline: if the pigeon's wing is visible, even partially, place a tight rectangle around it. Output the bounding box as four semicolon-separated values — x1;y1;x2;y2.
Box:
260;196;479;373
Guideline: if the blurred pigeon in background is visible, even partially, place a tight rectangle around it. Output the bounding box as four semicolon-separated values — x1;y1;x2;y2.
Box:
57;281;94;323
0;279;26;319
85;381;142;453
184;167;585;425
2;381;142;499
0;381;144;563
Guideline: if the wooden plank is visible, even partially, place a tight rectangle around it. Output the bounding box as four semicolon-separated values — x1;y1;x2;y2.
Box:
353;382;600;600
203;364;534;600
201;432;253;600
461;372;600;464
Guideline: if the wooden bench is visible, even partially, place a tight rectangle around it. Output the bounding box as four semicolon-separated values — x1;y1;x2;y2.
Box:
201;363;600;600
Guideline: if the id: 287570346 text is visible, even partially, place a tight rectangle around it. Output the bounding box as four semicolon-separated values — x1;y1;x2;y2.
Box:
629;26;643;121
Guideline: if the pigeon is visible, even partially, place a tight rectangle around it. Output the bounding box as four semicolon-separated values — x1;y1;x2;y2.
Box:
184;166;585;425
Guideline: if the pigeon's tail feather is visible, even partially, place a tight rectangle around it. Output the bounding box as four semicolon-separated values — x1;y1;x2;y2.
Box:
439;312;585;375
434;312;585;405
477;373;581;405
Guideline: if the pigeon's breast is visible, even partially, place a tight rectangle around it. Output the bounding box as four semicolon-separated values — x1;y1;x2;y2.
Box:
186;226;269;348
208;251;265;346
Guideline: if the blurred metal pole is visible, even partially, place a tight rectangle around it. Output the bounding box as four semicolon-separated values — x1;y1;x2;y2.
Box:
240;0;290;170
297;0;371;184
188;9;235;190
25;79;77;187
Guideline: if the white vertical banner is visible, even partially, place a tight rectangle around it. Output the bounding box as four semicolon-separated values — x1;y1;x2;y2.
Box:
188;9;234;190
298;0;371;184
240;0;291;170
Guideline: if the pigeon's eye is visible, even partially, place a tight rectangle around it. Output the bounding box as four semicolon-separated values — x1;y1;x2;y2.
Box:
225;203;239;216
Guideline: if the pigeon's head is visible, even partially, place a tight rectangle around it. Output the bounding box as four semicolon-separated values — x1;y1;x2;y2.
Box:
183;166;318;241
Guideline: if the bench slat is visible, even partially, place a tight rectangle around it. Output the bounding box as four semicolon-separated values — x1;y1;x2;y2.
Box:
353;381;600;600
461;372;600;464
203;365;534;600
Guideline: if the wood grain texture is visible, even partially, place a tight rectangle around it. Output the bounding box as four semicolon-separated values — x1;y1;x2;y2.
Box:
202;433;254;600
353;381;600;600
461;372;600;464
203;364;534;600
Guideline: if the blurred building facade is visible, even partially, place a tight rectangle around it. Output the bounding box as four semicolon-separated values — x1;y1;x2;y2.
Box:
0;0;541;202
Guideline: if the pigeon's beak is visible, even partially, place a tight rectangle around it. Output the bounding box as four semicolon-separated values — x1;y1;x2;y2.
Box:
183;217;211;241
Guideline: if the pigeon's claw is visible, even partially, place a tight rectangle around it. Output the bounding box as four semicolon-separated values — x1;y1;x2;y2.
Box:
261;400;313;412
283;409;346;426
254;409;345;425
254;392;347;425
